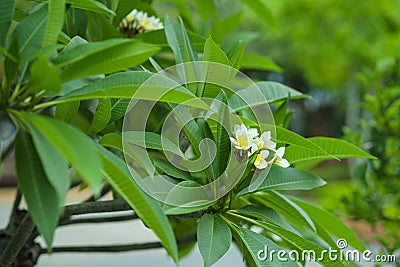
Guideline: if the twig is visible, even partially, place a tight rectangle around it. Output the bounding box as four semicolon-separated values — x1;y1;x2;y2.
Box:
0;214;36;267
83;183;112;203
62;199;131;217
39;235;196;254
6;189;21;229
59;214;139;226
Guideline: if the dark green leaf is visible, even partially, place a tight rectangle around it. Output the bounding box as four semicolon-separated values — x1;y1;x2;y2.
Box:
0;0;15;47
55;101;80;123
197;214;232;267
29;57;61;93
15;130;58;250
88;99;111;135
43;0;65;47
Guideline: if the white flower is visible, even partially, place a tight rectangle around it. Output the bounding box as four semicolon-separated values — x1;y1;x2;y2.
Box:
119;9;163;35
254;150;270;169
273;147;290;168
230;124;258;150
251;131;276;154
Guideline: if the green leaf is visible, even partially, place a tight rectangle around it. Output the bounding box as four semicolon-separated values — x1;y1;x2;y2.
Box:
88;99;111;136
214;93;231;178
110;98;130;122
0;0;15;47
28;125;69;207
43;0;65;47
203;37;229;65
97;145;179;262
55;101;80;123
197;214;232;267
238;165;326;195
4;35;19;87
152;157;193;181
49;71;209;110
242;53;282;72
230;224;298;267
15;129;59;250
14;4;47;65
227;41;247;70
240;0;278;30
53;39;159;81
228;82;307;111
165;16;198;64
285;137;377;164
29;57;61;93
20;113;102;192
290;197;365;251
255;191;316;231
38;0;114;16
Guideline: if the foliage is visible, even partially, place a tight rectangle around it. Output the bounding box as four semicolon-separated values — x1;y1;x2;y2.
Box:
342;58;400;254
0;0;376;266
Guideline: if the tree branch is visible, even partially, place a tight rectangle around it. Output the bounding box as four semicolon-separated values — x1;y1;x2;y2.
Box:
6;189;21;230
0;214;36;267
39;235;196;254
59;214;139;226
62;199;131;217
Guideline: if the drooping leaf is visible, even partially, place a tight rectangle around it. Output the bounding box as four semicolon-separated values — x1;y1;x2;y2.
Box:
88;99;111;136
28;125;69;207
238;165;326;195
242;53;282;72
42;0;65;47
97;145;179;262
290;196;365;251
285;137;376;164
20;112;102;192
15;130;59;250
0;0;15;47
197;214;232;267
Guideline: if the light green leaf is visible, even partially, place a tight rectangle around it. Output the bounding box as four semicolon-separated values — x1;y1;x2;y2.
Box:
240;0;278;30
53;39;159;81
285;137;376;164
88;99;111;136
197;214;232;267
228;82;307;111
255;191;316;231
227;41;247;70
152;157;192;181
28;125;69;207
230;224;298;267
110;98;130;122
37;0;114;16
29;57;61;93
0;0;15;47
238;165;326;195
203;37;229;65
290;196;365;251
15;130;59;250
14;4;47;65
242;53;282;72
42;0;65;47
97;145;179;262
20;112;102;192
214;93;231;178
55;101;80;123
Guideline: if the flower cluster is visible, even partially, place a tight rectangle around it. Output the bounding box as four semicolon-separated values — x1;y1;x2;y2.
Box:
119;9;163;37
230;124;290;169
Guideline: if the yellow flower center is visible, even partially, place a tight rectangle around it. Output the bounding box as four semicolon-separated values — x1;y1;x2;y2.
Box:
237;135;249;149
254;153;263;166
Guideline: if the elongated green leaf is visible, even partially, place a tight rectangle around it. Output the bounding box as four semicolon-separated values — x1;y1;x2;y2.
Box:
28;126;69;206
50;71;209;110
97;145;178;262
238;165;326;195
55;39;159;81
0;0;15;46
240;0;278;30
242;53;282;72
285;137;376;164
110;98;130;122
230;224;298;267
228;82;307;111
4;35;19;87
197;214;232;267
55;101;80;123
290;197;365;251
29;57;61;93
43;0;65;47
255;191;316;231
88;99;111;135
14;4;47;65
227;41;247;70
152;157;192;181
203;37;229;65
38;0;114;16
15;130;58;250
20;113;102;192
214;94;231;178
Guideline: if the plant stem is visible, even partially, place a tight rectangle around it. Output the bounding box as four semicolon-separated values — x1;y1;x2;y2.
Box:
6;189;21;230
0;214;36;267
58;214;139;226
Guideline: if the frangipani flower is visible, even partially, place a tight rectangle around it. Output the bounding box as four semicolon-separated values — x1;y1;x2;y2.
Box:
230;124;258;150
119;9;163;37
251;131;276;154
254;150;270;169
273;147;290;168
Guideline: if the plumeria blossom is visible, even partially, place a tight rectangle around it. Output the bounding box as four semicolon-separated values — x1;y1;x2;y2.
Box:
230;124;259;150
273;147;290;168
119;9;163;36
230;124;290;170
254;150;270;169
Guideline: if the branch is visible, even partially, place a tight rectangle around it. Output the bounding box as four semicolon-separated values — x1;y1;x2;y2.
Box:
39;235;196;254
0;214;36;267
6;189;21;230
83;183;112;203
59;214;139;226
62;199;131;217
